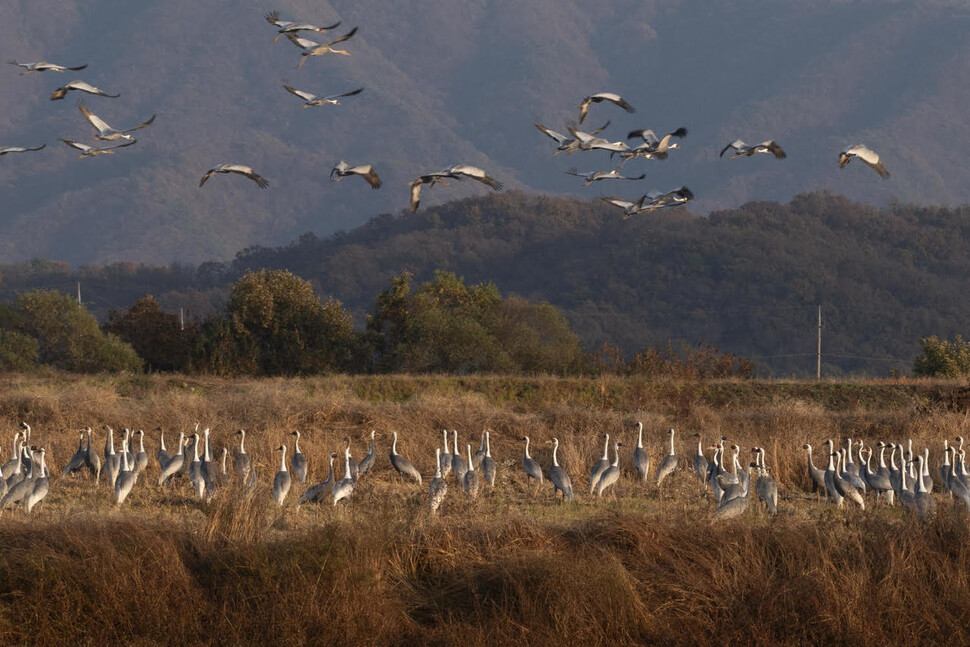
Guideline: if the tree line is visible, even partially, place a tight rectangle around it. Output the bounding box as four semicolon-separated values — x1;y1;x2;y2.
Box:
0;269;753;378
5;190;970;376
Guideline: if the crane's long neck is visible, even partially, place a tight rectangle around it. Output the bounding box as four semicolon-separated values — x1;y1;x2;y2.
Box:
280;447;287;472
915;457;926;493
204;430;212;461
668;431;675;456
239;430;247;454
890;446;898;470
294;432;301;454
612;442;620;467
602;434;610;460
479;432;486;452
826;451;836;472
434;448;442;478
943;445;951;467
138;432;145;453
11;440;22;475
552;441;559;466
176;432;185;456
120;440;130;471
485;432;492;457
37;451;46;478
343;449;351;479
221;448;228;473
922;448;930;476
107;428;115;454
369;431;375;452
442;430;449;452
159;429;166;452
467;444;474;471
327;455;335;481
879;446;887;469
845;438;854;465
452;432;459;455
637;424;644;449
193;436;201;461
696;435;703;457
392;433;398;455
524;437;531;459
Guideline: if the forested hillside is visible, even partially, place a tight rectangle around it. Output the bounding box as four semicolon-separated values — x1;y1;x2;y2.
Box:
3;191;970;376
2;1;970;264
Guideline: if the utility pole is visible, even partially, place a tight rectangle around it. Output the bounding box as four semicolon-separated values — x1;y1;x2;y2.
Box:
179;307;185;331
76;282;82;306
816;305;822;382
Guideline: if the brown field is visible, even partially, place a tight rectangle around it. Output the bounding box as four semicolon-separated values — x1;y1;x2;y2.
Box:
0;373;969;646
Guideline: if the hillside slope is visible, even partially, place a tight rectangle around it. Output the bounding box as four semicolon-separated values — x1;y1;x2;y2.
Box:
1;1;970;264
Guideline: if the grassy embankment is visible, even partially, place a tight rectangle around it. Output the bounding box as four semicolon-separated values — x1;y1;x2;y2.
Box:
0;373;968;645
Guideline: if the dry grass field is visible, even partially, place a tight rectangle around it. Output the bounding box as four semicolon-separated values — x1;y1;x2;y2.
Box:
0;373;969;646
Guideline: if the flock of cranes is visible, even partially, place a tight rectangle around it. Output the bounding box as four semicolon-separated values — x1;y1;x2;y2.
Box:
5;58;156;159
5;9;893;223
801;437;970;518
4;11;511;211
534;90;890;220
5;417;966;525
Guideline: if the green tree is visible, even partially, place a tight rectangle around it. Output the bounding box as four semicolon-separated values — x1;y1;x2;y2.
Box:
496;297;585;374
364;271;414;372
913;335;970;377
16;289;142;372
222;270;355;375
366;271;585;374
0;329;38;371
104;295;195;372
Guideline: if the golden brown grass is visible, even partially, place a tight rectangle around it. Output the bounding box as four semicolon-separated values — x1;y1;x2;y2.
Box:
0;373;968;645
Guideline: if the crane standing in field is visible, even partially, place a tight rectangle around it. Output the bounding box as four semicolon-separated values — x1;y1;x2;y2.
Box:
589;434;610;495
549;437;573;502
390;432;422;485
656;428;679;489
633;422;650;483
429;448;448;512
521;436;543;492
